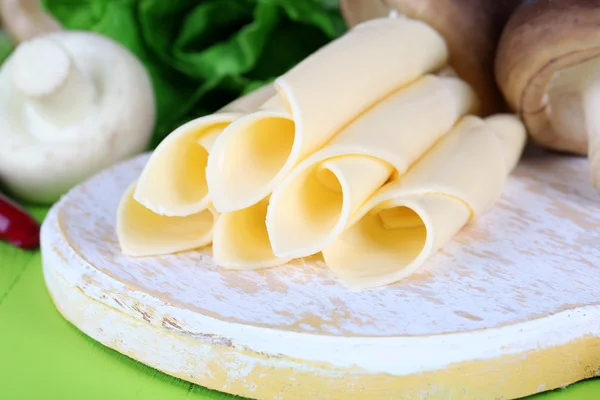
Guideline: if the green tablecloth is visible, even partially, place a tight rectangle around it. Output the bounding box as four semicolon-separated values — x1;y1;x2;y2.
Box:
0;206;598;399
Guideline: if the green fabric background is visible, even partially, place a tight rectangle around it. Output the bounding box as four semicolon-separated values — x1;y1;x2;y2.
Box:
0;206;598;399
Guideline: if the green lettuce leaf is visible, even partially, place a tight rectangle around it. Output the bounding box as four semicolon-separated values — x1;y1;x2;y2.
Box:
0;31;14;65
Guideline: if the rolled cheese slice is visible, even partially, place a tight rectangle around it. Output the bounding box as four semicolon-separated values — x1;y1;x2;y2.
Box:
206;17;448;212
133;114;237;217
117;181;218;257
132;84;276;217
322;114;527;289
213;197;291;270
266;75;478;258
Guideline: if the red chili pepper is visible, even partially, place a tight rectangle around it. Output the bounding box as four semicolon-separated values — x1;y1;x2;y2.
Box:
0;193;40;250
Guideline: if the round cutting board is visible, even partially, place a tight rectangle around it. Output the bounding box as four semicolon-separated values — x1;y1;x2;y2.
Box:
41;149;600;400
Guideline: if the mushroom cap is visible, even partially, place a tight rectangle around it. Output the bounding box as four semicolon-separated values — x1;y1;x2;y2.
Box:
0;31;156;203
340;0;521;116
495;0;600;155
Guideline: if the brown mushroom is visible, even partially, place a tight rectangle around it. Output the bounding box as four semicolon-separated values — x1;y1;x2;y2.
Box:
0;0;61;43
495;0;600;188
341;0;521;116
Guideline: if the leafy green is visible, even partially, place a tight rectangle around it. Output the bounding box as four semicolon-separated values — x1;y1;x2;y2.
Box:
0;31;14;65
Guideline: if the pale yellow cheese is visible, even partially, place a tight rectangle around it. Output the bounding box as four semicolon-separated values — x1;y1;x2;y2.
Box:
267;155;393;259
116;85;277;255
213;197;291;270
132;84;277;217
206;17;448;212
322;115;526;289
113;17;523;289
133;115;236;217
266;75;477;259
117;182;218;257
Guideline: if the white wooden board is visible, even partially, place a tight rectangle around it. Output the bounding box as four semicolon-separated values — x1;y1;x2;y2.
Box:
41;148;600;399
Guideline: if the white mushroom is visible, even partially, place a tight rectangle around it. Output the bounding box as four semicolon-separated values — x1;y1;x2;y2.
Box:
0;0;61;43
0;31;156;203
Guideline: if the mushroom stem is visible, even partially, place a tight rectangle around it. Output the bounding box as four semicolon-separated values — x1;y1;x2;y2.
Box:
586;105;600;189
0;0;61;43
582;67;600;189
545;57;600;188
388;8;401;18
10;36;96;141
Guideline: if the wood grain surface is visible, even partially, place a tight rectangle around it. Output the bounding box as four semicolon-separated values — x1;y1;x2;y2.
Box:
40;148;600;399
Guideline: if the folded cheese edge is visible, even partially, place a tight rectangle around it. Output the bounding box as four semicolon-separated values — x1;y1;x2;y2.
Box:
133;114;238;217
265;75;477;259
323;195;471;289
267;154;393;259
205;17;448;213
322;114;526;289
206;106;296;213
131;83;277;218
213;197;291;270
319;75;479;173
117;181;218;257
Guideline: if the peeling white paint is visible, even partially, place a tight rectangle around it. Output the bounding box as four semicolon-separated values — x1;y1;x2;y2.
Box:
41;152;600;379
